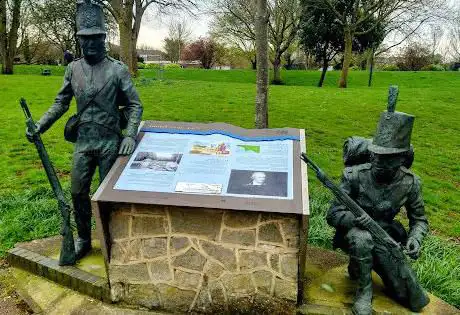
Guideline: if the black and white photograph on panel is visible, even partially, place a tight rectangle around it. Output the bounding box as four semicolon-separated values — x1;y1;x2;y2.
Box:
226;170;288;197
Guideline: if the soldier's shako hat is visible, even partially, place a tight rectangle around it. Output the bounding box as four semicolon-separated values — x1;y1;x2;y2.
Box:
76;0;106;36
368;86;414;155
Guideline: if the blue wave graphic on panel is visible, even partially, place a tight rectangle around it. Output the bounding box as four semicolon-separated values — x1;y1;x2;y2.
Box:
140;127;300;142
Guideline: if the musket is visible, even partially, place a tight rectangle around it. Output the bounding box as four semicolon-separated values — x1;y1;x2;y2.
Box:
20;98;76;266
300;153;406;262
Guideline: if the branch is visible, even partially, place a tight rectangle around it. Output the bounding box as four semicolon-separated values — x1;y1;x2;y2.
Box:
376;16;431;55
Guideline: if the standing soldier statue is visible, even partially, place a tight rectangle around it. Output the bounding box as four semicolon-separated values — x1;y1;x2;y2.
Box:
26;0;143;262
326;86;429;314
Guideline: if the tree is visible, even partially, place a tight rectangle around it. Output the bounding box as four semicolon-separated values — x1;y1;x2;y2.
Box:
182;37;223;69
0;0;22;74
310;0;446;88
163;19;191;63
428;24;444;63
209;0;300;84
354;16;385;87
449;26;460;62
102;0;197;76
397;42;431;71
255;0;269;128
164;38;184;63
268;0;300;84
209;0;257;69
300;1;342;87
22;33;31;63
220;45;254;68
28;0;80;58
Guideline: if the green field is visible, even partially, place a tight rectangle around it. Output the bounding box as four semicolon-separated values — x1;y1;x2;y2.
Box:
0;67;459;306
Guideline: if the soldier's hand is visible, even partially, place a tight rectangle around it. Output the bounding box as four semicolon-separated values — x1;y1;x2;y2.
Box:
405;237;421;260
353;215;372;229
25;123;40;143
119;136;135;155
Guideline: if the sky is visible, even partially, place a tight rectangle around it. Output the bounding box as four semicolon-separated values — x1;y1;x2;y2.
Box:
136;11;211;51
134;1;458;57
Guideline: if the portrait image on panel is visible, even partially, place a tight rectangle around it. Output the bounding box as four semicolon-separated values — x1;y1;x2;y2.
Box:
226;170;288;197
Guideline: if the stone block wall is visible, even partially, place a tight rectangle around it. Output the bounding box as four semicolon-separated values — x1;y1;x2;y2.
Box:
108;203;300;313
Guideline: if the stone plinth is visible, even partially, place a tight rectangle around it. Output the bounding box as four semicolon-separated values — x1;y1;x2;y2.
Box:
107;203;300;313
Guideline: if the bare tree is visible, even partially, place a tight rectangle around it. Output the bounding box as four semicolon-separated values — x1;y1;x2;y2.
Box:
268;0;300;84
209;0;300;84
163;18;191;62
255;0;269;128
102;0;197;76
0;0;22;74
428;24;444;62
27;0;80;57
209;0;257;68
449;25;460;61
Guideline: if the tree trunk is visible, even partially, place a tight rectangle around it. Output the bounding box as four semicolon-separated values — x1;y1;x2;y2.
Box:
130;4;144;77
0;0;6;69
255;0;269;129
339;28;353;88
0;0;21;75
2;53;14;74
318;57;328;87
132;45;138;76
368;48;375;87
118;10;133;74
251;58;257;70
272;53;282;85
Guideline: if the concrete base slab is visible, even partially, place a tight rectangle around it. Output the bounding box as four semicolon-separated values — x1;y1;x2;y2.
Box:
301;247;458;315
6;236;459;314
11;267;168;314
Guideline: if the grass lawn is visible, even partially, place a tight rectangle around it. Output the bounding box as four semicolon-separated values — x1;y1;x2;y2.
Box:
0;67;459;306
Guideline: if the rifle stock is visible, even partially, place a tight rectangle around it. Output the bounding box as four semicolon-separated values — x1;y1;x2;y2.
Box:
20;98;76;266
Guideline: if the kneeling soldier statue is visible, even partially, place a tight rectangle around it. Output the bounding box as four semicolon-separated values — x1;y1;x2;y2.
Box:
328;87;429;314
302;86;429;315
26;0;143;262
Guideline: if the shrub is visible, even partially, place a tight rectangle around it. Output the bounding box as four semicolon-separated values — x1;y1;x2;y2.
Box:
381;64;400;71
397;43;431;71
350;65;360;71
164;63;181;69
145;63;162;70
421;64;445;71
137;62;145;69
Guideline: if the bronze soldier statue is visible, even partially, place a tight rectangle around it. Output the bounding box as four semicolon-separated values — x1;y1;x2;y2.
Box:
327;87;429;314
26;0;143;262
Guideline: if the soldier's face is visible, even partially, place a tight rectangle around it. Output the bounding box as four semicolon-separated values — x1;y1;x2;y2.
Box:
79;34;106;58
371;153;404;182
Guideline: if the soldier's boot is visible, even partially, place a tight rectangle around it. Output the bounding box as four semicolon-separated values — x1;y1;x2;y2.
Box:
72;193;92;260
351;255;373;315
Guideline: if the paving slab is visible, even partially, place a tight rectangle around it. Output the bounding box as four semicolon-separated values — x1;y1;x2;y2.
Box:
6;236;459;314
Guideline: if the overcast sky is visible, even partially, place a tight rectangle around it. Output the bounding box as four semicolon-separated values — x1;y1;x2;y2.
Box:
134;1;458;56
136;11;211;50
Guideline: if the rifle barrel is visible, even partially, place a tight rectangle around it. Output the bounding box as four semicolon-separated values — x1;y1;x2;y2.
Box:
20;98;76;265
300;153;402;251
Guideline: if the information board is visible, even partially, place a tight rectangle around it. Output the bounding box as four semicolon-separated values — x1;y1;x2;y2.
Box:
114;132;294;199
93;121;309;215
